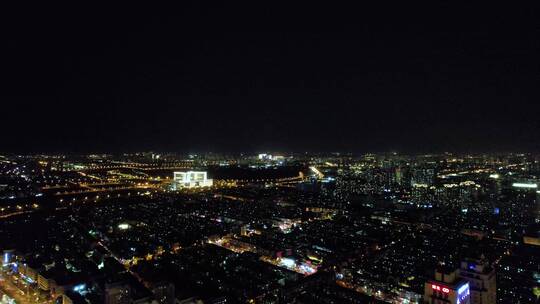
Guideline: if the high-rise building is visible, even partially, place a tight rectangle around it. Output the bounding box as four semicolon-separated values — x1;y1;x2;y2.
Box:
412;167;435;186
498;227;540;302
395;167;403;185
458;259;496;304
424;267;471;304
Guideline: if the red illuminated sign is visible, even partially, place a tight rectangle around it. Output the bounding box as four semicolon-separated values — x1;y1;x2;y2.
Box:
431;284;450;293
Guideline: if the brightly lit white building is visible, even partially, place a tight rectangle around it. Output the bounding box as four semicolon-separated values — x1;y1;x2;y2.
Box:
173;171;213;189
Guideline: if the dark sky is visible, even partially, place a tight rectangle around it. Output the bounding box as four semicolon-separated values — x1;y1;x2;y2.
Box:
2;3;539;153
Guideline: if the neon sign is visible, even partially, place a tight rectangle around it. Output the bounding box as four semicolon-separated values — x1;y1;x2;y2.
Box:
458;283;469;294
457;283;470;304
431;284;450;293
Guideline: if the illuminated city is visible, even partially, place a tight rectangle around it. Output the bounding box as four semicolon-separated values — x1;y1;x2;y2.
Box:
2;3;539;304
0;152;539;303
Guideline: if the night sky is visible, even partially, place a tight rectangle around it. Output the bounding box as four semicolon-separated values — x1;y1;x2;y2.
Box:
2;4;539;153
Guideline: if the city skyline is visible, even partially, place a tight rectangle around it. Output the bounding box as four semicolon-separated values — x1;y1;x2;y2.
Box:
0;152;538;303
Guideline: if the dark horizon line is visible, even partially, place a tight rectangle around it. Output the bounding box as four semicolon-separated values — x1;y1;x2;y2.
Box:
2;149;538;156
